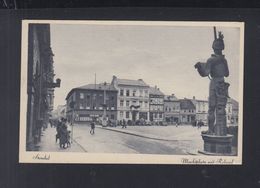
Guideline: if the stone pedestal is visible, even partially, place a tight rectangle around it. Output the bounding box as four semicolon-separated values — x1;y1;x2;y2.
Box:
200;133;234;155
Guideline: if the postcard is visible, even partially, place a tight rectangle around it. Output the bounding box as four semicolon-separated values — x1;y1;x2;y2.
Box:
19;20;244;164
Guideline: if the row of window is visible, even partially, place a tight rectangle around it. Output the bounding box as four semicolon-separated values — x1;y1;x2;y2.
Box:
150;106;164;111
120;100;148;108
120;89;148;97
120;111;130;118
80;92;114;100
151;113;163;119
150;98;164;104
79;104;115;110
165;106;180;111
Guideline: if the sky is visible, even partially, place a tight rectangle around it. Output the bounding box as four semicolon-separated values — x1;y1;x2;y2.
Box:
50;22;242;109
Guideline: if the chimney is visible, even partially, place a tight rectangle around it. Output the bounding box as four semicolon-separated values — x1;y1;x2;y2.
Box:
155;85;157;89
193;96;195;100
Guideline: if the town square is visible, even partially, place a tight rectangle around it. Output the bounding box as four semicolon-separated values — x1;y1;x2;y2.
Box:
21;21;242;159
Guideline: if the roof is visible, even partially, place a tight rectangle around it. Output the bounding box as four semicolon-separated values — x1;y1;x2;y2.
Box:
180;99;196;110
116;78;149;87
66;83;117;100
77;83;117;91
164;95;178;101
149;87;164;96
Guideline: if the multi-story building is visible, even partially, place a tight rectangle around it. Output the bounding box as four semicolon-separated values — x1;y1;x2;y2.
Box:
65;83;118;122
111;76;150;122
179;99;196;124
149;86;164;122
191;96;208;125
26;24;60;150
164;94;180;124
227;98;239;125
226;99;233;125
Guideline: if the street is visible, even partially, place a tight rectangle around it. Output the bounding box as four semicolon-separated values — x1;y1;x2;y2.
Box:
39;123;207;155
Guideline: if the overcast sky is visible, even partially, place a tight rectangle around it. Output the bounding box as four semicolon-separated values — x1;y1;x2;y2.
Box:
50;23;241;109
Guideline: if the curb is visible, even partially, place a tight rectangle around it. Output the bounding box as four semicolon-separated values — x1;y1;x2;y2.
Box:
71;138;88;152
97;126;191;142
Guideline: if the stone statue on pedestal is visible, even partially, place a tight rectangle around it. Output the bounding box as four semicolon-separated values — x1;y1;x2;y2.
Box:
194;27;233;155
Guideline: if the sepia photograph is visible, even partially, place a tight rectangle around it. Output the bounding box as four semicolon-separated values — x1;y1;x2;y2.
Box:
19;20;244;164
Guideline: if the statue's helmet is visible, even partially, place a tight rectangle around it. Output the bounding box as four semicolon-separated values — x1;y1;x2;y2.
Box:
212;32;225;50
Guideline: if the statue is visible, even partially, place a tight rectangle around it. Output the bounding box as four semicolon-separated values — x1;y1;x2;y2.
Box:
195;27;230;136
195;27;233;154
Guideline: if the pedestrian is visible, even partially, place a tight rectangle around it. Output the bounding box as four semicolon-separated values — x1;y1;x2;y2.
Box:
59;118;68;149
90;119;95;135
193;120;197;127
56;118;62;143
49;119;53;128
198;120;202;129
123;119;127;128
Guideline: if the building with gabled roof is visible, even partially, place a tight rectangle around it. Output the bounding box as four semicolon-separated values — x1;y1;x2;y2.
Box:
164;94;180;124
179;98;196;124
149;86;165;123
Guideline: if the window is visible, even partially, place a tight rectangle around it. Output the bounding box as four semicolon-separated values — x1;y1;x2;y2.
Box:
111;115;115;120
133;90;136;97
80;93;84;99
120;100;124;107
126;101;130;107
126;111;129;118
120;111;124;117
126;90;130;96
144;101;148;108
165;107;168;111
139;101;143;107
144;90;148;97
120;89;124;96
133;101;137;104
139;90;143;97
79;103;84;109
93;94;96;100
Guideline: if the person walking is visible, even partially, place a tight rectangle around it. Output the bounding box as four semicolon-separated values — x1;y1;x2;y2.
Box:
198;120;203;129
59;118;68;149
122;119;127;128
90;119;95;135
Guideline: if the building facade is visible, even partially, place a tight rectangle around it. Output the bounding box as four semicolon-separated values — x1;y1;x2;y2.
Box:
227;98;239;125
191;97;208;125
149;86;164;123
111;76;150;122
66;83;118;123
26;24;60;150
179;99;196;124
164;94;180;124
